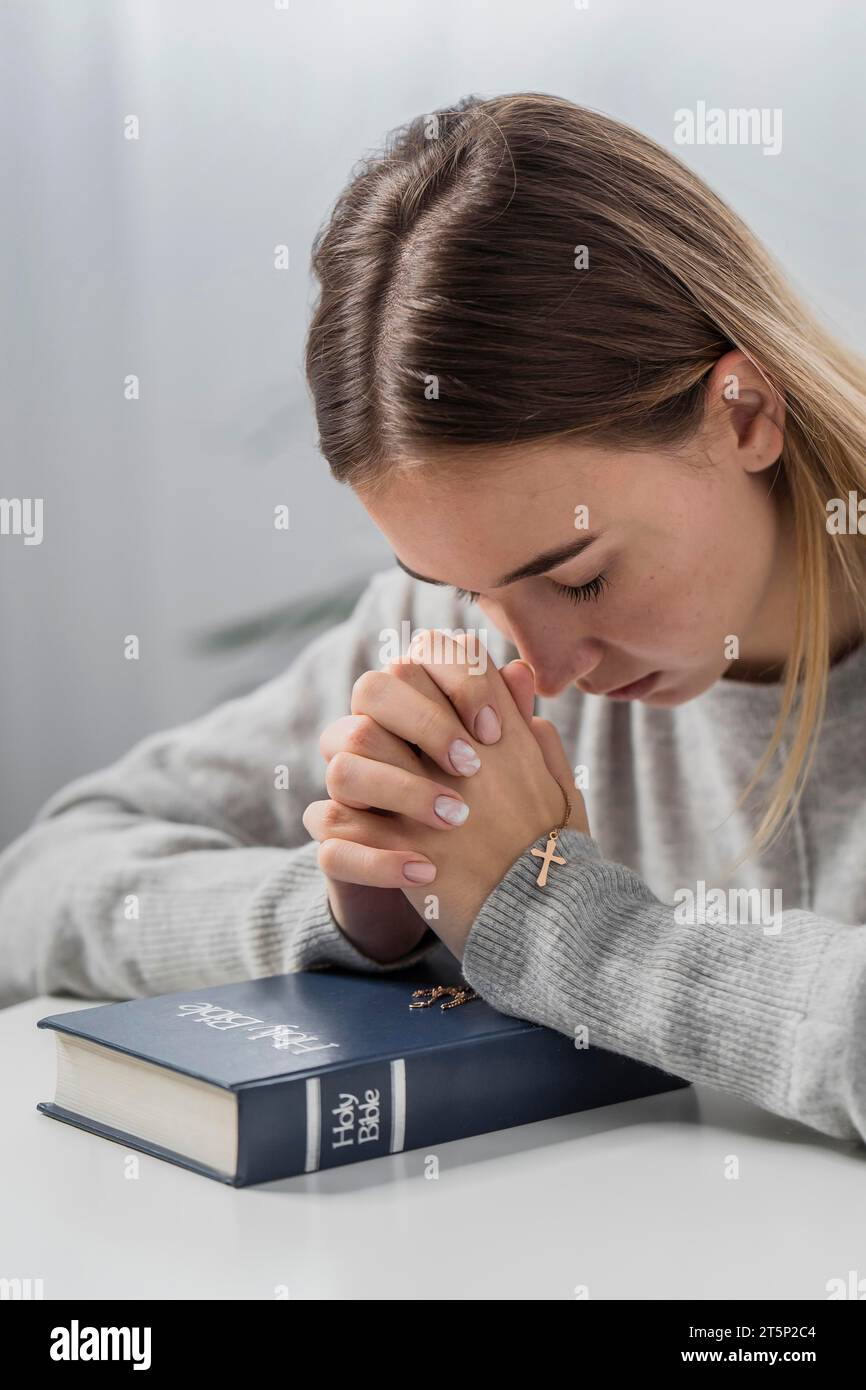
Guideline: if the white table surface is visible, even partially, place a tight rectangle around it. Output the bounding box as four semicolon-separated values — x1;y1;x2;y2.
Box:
2;994;865;1300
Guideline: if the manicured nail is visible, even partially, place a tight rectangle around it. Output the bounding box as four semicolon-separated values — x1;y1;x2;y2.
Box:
449;738;481;776
474;705;501;744
403;861;437;883
434;795;469;826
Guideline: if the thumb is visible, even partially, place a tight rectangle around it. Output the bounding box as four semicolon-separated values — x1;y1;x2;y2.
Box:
499;659;536;725
530;716;590;834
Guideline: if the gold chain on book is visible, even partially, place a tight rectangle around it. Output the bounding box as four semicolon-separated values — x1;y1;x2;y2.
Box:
410;984;479;1011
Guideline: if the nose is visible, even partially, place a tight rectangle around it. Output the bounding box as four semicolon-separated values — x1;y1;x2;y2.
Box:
482;595;605;697
512;635;605;699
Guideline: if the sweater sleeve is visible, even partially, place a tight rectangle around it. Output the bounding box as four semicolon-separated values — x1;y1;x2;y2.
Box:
461;827;866;1145
0;569;443;1007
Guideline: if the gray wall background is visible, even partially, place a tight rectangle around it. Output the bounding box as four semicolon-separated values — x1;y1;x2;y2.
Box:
1;0;864;848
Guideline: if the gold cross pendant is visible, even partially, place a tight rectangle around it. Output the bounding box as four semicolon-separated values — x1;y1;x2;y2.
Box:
531;831;566;887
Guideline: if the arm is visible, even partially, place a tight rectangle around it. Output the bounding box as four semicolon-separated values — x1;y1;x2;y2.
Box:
461;828;866;1144
0;569;443;1006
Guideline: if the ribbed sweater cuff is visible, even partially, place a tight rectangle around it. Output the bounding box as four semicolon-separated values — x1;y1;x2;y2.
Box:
272;843;438;975
461;828;852;1134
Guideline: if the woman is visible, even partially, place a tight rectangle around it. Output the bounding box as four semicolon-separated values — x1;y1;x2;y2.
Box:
2;94;865;1144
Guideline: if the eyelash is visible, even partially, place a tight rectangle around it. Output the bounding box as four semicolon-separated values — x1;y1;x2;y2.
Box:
454;573;610;605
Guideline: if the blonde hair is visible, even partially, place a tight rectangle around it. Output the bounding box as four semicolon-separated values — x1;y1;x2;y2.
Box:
305;92;866;865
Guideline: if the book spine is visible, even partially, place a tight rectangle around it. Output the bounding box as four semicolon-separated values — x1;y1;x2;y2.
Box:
234;1030;687;1185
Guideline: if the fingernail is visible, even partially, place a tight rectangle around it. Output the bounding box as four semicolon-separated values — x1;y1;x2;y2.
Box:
449;738;481;776
434;795;470;825
474;705;501;744
403;861;437;883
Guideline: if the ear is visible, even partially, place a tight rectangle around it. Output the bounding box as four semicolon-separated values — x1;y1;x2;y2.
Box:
705;349;785;474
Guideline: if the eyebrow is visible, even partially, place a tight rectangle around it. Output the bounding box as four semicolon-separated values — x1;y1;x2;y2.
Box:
393;534;600;590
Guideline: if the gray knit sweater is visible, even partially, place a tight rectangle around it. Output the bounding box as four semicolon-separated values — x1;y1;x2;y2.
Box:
2;566;865;1143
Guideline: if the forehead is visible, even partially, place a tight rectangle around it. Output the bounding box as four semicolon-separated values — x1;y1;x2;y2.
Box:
359;441;625;584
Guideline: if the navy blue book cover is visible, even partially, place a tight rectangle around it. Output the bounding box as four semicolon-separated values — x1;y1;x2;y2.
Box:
37;951;688;1186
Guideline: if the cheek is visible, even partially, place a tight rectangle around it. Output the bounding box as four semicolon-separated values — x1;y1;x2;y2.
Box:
650;540;757;656
608;549;727;654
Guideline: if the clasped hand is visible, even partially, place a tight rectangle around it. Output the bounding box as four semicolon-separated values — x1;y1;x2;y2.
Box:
303;631;589;961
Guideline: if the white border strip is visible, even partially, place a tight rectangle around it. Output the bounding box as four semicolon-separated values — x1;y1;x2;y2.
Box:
304;1076;321;1172
390;1058;407;1153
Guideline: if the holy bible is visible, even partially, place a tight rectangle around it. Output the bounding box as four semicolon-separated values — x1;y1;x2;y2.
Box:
37;956;688;1186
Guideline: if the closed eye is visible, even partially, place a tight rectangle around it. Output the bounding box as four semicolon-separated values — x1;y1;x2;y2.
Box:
550;573;610;604
454;573;610;605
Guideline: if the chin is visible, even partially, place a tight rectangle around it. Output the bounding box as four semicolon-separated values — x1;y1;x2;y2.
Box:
642;669;722;706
